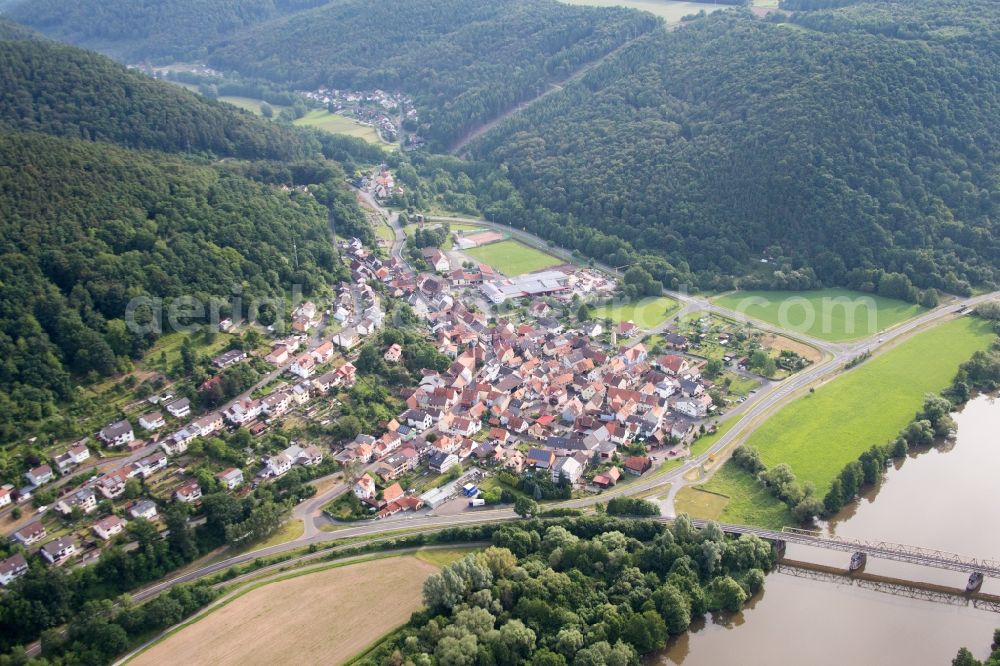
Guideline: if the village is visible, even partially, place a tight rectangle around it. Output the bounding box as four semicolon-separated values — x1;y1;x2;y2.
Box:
299;87;416;144
0;167;805;585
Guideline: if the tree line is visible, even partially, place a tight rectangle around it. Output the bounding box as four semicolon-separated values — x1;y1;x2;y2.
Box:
361;515;775;665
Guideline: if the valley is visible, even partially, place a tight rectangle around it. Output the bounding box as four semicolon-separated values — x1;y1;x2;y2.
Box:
0;0;999;664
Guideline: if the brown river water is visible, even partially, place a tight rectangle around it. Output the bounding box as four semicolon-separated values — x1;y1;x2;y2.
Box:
653;394;1000;665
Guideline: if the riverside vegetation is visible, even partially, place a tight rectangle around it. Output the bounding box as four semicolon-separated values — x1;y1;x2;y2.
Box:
359;514;775;665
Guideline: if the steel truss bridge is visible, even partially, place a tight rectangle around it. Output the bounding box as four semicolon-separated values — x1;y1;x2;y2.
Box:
684;520;1000;578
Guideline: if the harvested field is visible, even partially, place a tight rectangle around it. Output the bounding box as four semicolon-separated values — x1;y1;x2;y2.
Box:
130;556;437;666
760;333;823;363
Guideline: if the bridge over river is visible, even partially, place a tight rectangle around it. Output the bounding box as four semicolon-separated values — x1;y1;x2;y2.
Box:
685;519;1000;584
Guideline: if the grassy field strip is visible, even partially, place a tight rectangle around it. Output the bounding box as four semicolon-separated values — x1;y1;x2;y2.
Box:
676;462;794;529
464;239;563;276
712;288;926;342
746;315;994;494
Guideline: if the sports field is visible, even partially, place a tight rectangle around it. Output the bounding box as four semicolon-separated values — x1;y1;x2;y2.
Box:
592;296;677;329
746;315;994;494
712;288;926;341
130;556;437;666
464;239;562;276
293;110;387;145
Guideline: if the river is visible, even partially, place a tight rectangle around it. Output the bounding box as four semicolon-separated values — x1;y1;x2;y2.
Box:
655;394;1000;665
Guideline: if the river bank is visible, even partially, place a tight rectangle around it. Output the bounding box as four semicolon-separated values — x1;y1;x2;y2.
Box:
654;393;1000;665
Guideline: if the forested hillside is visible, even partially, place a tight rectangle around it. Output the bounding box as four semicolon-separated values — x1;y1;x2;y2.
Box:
0;130;353;442
471;0;1000;293
0;16;35;39
0;40;319;160
4;0;327;61
207;0;658;149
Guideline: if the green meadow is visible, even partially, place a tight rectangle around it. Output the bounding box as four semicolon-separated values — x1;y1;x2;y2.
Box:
746;315;994;495
592;296;677;329
712;288;926;341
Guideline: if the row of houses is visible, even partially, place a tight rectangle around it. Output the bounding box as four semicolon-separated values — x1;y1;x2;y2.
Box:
323;283;716;512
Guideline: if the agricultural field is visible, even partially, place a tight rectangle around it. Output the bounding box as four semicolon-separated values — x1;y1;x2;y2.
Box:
292;109;388;145
592;296;677;329
464;239;562;276
217;96;286;116
712;288;926;342
557;0;726;23
676;460;794;529
129;556;438;666
746;315;995;494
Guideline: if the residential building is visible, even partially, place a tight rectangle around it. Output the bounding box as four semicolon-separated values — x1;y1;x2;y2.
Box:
262;391;292;416
12;521;46;546
0;553;29;586
191;413;224;437
225;399;263;425
382;482;404;505
592;467;621;488
428;451;459;474
311;340;335;365
526;448;556;470
384;343;402;363
353;474;376;501
551;456;584;485
138;452;168;478
25;464;53;486
55;442;91;473
0;484;11;508
40;536;78;565
623;456;652;476
93;515;127;540
166;397;192;419
56;488;97;515
290;353;316;379
267;453;292;477
266;345;291;366
99;420;135;447
98;470;129;499
332;328;360;350
212;349;247;369
174;481;202;503
129;499;158;521
216;467;244;490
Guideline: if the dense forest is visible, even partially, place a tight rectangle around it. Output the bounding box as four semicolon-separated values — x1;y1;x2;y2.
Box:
362;515;775;665
0;16;35;40
206;0;658;149
4;0;327;61
0;34;383;444
0;130;355;442
0;39;322;160
470;0;1000;293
